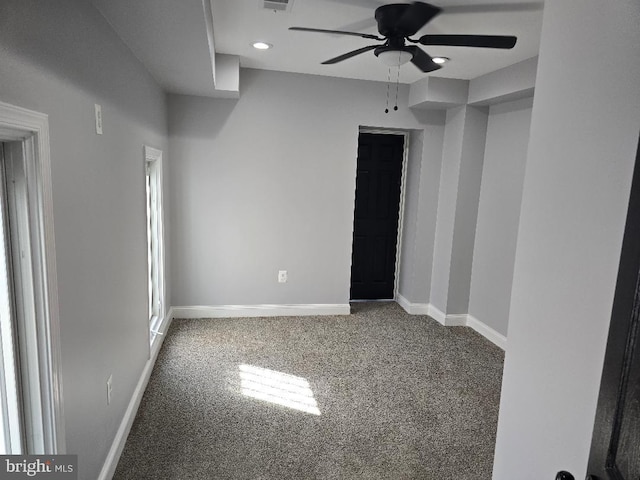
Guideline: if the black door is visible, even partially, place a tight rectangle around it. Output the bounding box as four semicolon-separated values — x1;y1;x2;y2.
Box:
587;134;640;480
350;132;404;300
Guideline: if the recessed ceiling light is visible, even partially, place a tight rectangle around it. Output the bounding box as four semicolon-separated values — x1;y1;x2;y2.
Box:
252;42;272;50
432;56;450;64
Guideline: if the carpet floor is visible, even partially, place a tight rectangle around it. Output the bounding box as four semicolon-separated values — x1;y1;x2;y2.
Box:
114;302;504;480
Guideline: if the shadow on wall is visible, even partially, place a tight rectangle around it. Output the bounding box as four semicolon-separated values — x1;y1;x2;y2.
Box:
168;95;238;140
410;108;447;127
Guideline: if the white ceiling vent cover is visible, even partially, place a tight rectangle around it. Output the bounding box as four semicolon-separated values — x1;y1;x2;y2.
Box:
263;0;294;12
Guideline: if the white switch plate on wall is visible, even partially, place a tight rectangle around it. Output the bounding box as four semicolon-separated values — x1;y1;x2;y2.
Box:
95;103;103;135
278;270;287;283
106;374;112;405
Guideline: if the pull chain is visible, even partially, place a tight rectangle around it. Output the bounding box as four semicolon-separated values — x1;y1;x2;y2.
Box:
394;51;401;111
384;54;403;113
385;66;391;113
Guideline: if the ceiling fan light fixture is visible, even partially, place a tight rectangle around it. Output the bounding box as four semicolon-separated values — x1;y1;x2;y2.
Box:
252;41;272;50
432;56;450;64
377;49;413;67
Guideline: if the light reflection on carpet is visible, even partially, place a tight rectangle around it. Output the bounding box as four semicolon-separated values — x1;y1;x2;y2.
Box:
239;364;321;415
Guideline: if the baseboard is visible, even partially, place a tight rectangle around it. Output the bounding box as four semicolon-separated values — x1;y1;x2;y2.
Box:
466;314;507;350
444;314;468;326
396;298;506;351
427;304;446;325
395;295;446;324
97;309;174;480
395;294;411;313
171;303;351;319
396;294;430;315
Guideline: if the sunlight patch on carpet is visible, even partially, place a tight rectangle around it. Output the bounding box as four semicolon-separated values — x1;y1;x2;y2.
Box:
239;364;321;415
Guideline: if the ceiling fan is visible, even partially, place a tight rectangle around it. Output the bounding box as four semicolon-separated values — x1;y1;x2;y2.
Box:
289;2;518;73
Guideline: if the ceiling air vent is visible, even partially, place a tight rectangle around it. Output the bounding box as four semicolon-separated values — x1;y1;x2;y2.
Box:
263;0;293;12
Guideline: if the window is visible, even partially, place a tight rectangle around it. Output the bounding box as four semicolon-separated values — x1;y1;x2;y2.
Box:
144;146;165;345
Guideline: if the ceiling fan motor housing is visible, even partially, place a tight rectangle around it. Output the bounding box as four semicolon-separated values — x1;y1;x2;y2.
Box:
374;4;411;37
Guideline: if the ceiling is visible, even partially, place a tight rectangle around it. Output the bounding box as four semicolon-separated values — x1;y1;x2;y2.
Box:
90;0;217;96
91;0;544;95
214;0;544;84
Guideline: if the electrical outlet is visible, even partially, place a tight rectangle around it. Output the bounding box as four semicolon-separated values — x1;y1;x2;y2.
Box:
278;270;287;283
106;374;113;405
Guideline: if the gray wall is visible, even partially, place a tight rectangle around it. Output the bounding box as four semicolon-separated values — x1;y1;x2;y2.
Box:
397;131;425;300
447;106;488;315
411;136;444;304
493;0;640;478
468;97;533;335
398;129;444;303
0;1;168;478
168;69;445;307
429;107;466;311
430;106;488;315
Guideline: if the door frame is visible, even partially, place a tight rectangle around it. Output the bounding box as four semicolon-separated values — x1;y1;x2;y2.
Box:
356;126;410;301
0;100;65;453
587;134;640;479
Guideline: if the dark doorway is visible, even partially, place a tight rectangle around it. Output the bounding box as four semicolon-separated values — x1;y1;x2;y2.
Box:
350;132;405;300
587;134;640;480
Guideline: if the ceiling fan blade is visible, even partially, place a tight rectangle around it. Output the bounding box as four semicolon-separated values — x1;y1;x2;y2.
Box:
289;27;382;41
418;34;517;49
395;2;441;37
405;46;442;73
322;45;379;65
336;17;378;34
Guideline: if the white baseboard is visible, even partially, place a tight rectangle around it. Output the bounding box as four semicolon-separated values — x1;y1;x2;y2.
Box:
396;294;412;313
396;295;446;324
395;297;506;350
466;314;507;350
171;303;351;319
396;294;429;315
97;309;174;480
427;304;446;325
444;314;468;326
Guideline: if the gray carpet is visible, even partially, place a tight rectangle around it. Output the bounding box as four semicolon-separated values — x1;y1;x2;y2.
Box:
114;302;504;479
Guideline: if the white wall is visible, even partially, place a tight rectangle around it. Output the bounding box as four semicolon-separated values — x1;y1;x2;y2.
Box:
0;1;168;477
168;68;445;307
468;97;533;336
493;0;640;478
